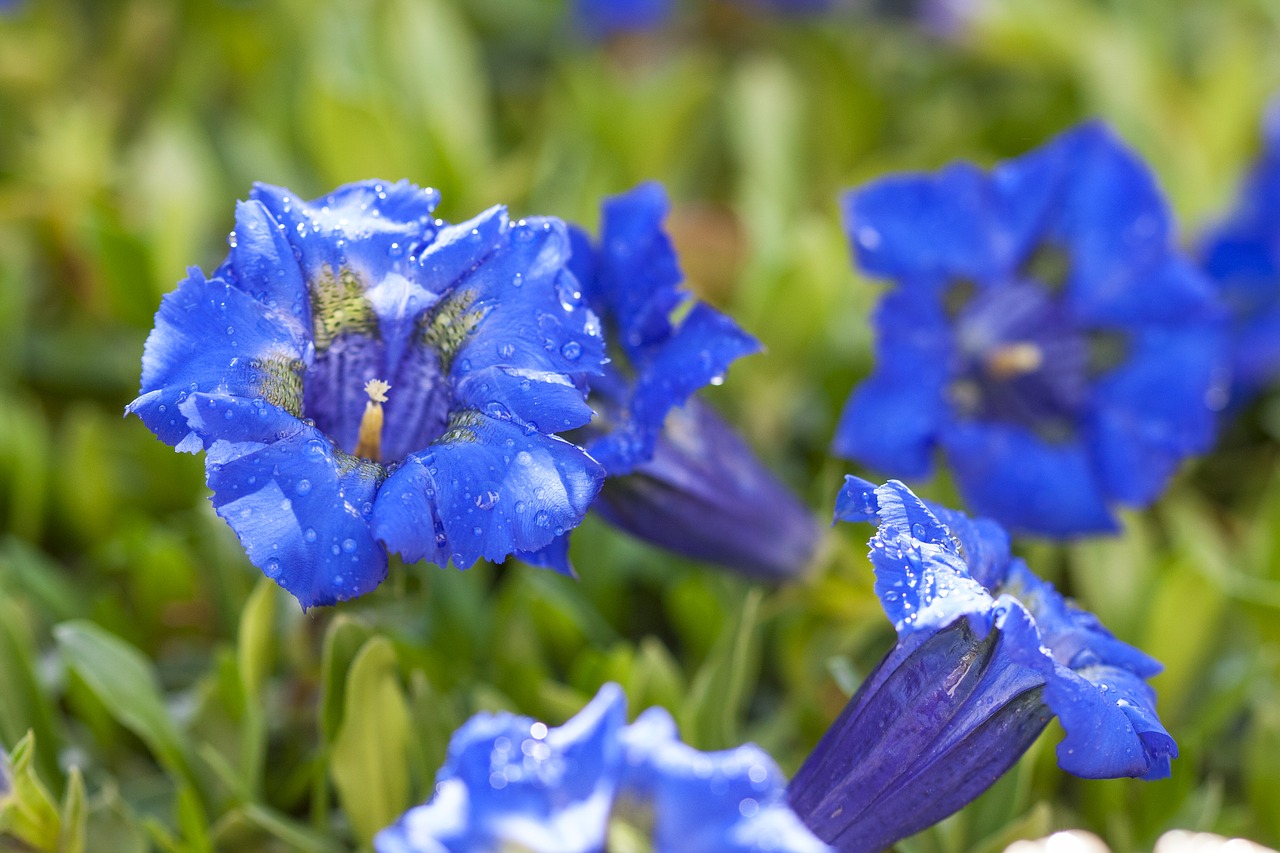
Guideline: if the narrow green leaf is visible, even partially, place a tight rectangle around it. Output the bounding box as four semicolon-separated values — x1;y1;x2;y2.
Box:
237;579;276;798
53;621;197;795
0;599;63;787
0;732;61;851
318;615;373;744
57;767;85;853
680;588;763;750
329;636;412;846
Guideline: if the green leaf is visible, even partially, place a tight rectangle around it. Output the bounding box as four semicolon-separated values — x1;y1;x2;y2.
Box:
58;767;85;853
0;599;63;787
0;732;61;851
53;621;198;797
318;615;373;745
680;588;763;750
329;636;412;846
236;578;277;798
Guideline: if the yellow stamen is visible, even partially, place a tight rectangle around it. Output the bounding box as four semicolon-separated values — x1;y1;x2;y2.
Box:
984;342;1043;380
354;379;391;461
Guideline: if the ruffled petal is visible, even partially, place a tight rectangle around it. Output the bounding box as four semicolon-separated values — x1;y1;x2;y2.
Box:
373;412;604;569
940;421;1117;536
592;303;760;475
127;270;308;450
190;395;387;609
591;181;684;354
1045;663;1178;780
221;199;312;340
250;180;442;290
620;708;828;853
448;216;604;426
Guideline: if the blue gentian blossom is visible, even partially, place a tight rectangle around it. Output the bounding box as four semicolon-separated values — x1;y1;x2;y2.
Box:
375;683;830;853
833;122;1226;536
1200;101;1280;402
129;180;607;609
787;477;1176;853
574;0;673;39
525;182;818;580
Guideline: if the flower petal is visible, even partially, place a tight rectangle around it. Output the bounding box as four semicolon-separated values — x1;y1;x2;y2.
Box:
594;400;818;580
592;303;760;475
831;288;952;477
190;395;387;609
842;164;1007;286
378;684;626;853
127;270;308;450
373;412;604;569
220;199;312;340
1088;324;1224;507
448;216;605;425
1045;663;1178;780
940;421;1117;536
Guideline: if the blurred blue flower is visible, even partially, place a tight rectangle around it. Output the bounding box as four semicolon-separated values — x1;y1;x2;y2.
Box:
574;0;672;39
526;182;818;580
788;477;1176;853
129;180;606;609
833;122;1226;536
375;683;830;853
1200;101;1280;402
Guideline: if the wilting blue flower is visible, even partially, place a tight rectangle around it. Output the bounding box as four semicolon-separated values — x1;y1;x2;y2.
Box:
375;683;829;853
573;0;672;39
129;180;606;609
1200;101;1280;402
833;122;1226;536
787;477;1176;853
525;182;818;580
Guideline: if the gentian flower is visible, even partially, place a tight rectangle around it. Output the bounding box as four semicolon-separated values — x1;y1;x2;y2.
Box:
1199;101;1280;402
526;182;818;580
375;683;830;853
129;180;606;609
833;122;1226;536
573;0;673;39
787;477;1176;853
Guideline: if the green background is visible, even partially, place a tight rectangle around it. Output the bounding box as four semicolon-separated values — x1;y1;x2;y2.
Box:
2;0;1280;850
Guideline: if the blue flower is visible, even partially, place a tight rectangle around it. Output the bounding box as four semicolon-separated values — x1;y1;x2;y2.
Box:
787;477;1176;853
375;683;830;853
833;122;1226;536
1200;101;1280;402
526;182;818;580
128;180;607;609
573;0;672;39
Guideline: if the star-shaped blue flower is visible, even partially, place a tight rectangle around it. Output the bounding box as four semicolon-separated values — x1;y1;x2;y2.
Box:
129;180;607;609
375;683;830;853
833;122;1226;536
787;477;1176;853
525;182;818;580
1200;101;1280;403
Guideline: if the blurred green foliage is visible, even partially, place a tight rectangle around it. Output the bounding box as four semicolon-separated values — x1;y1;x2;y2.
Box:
2;0;1280;850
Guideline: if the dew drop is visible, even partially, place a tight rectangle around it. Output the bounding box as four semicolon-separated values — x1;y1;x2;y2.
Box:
341;538;357;553
560;341;582;361
534;510;550;527
296;479;312;495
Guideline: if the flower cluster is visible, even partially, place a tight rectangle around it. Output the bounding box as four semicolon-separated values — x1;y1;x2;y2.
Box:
1200;101;1280;402
527;183;817;580
129;180;607;609
375;683;829;853
834;123;1226;536
787;477;1176;852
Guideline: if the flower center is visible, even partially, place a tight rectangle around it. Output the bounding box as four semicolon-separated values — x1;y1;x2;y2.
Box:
299;264;482;465
947;281;1091;441
354;379;391;462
